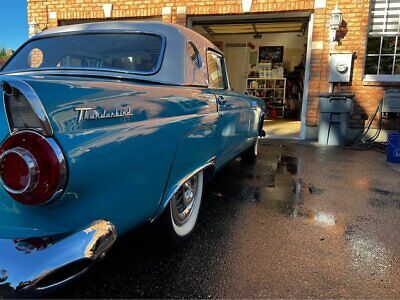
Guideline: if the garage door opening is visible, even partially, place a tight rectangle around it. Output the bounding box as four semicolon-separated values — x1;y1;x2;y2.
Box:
190;13;313;139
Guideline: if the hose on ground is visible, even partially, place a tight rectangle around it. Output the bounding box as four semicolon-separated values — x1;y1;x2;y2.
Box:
344;101;387;152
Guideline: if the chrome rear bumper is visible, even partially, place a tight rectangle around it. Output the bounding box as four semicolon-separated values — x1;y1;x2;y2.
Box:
0;220;116;295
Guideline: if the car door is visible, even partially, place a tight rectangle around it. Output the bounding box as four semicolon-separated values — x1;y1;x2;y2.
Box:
206;50;251;167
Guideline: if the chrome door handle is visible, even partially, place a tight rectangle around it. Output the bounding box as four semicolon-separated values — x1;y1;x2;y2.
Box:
217;96;227;106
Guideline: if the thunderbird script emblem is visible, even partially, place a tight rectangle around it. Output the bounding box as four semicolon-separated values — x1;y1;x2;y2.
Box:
75;107;133;124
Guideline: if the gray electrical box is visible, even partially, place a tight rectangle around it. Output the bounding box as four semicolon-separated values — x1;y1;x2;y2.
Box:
318;94;354;146
382;89;400;113
329;53;353;83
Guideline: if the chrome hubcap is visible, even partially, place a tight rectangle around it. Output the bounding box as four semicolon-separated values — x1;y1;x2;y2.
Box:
171;175;198;226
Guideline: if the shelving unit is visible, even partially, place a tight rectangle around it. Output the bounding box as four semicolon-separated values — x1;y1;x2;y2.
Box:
247;78;286;118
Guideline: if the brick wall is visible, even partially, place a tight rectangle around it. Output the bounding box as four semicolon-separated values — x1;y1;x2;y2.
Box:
27;0;393;129
27;0;314;30
310;0;389;129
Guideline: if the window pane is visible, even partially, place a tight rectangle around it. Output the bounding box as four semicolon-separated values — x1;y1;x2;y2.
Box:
187;42;201;68
365;0;400;77
379;56;394;74
366;37;381;54
365;56;379;74
382;36;397;54
394;56;400;74
3;33;163;74
207;52;225;89
370;0;400;34
396;37;400;53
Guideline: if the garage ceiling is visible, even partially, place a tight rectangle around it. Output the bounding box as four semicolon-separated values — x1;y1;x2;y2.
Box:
205;22;305;35
191;15;310;36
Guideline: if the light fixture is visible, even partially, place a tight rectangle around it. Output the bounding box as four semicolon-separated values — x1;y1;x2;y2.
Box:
28;19;39;38
241;0;253;13
330;3;343;42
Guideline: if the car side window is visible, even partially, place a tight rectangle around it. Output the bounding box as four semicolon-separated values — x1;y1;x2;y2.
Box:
207;51;227;89
187;42;201;68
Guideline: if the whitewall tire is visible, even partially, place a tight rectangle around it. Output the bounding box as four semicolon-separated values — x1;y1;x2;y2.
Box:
158;171;204;246
170;171;203;237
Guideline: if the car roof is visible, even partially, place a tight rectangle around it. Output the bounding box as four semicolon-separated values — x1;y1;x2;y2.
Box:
35;21;215;48
29;21;221;86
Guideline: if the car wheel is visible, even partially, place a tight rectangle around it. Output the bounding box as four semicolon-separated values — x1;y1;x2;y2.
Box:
160;171;203;246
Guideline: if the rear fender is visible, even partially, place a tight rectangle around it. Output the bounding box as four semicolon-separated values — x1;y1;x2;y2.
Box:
152;121;218;221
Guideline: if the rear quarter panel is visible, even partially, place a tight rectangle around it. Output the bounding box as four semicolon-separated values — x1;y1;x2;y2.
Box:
0;76;219;237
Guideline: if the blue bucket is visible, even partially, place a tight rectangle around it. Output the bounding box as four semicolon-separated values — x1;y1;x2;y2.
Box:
387;133;400;163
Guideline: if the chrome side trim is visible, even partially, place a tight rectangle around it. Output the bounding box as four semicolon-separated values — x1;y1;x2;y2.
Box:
0;220;117;295
1;79;53;137
151;158;216;223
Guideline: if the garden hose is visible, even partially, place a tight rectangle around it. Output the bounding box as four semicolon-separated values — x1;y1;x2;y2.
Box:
345;100;386;151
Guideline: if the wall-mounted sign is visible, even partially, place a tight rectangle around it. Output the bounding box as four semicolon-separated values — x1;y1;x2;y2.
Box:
259;46;284;63
249;51;258;66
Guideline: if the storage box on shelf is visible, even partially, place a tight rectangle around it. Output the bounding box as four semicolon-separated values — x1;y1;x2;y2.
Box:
247;78;286;118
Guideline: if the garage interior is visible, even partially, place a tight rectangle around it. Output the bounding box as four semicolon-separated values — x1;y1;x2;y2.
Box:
191;13;310;139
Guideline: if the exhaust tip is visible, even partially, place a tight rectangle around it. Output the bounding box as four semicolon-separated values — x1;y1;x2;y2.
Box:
35;258;92;291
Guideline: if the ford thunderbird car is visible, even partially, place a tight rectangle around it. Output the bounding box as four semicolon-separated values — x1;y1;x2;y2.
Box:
0;22;265;294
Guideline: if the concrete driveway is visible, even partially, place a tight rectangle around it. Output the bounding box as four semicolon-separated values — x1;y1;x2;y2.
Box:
51;140;400;298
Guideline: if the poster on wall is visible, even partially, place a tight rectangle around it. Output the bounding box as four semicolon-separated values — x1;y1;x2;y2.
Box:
258;46;284;63
249;51;258;67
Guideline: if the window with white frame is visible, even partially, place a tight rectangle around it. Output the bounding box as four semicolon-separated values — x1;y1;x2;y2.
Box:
365;0;400;78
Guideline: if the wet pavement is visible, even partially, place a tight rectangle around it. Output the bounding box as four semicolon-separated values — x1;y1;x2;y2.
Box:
51;140;400;298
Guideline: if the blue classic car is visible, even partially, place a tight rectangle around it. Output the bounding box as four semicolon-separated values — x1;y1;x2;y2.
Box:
0;22;265;294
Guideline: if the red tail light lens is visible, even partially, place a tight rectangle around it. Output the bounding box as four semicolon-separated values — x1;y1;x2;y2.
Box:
0;131;67;205
0;147;38;193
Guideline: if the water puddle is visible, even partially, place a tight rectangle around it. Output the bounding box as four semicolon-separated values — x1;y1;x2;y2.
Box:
313;211;337;226
253;153;303;216
371;188;395;196
277;154;298;175
251;152;337;229
370;187;400;209
245;145;393;279
308;186;324;195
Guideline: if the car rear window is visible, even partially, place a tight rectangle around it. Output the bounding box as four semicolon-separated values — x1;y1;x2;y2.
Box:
2;33;164;75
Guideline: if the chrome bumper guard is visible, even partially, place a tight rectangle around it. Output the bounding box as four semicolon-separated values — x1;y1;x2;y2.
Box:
0;220;116;295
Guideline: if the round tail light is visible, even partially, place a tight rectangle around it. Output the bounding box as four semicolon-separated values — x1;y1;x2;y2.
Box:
0;147;38;194
0;131;67;205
